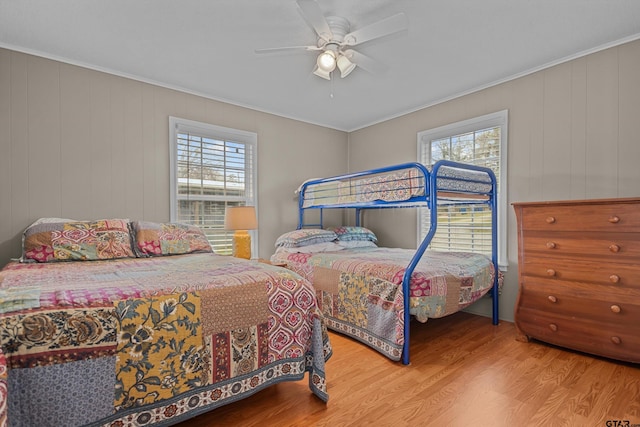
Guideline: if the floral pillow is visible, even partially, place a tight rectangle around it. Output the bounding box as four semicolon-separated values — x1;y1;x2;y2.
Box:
275;229;338;248
132;221;212;256
326;226;378;242
22;218;135;263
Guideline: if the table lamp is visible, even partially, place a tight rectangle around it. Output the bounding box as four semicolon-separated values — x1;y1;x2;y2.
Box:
224;206;257;259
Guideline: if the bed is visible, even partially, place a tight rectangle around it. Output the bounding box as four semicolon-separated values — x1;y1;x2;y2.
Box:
0;218;331;427
271;161;500;365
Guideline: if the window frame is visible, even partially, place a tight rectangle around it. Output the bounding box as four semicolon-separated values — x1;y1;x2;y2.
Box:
169;116;258;256
417;110;508;269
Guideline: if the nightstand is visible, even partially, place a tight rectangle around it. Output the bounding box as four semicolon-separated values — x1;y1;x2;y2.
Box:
256;258;288;268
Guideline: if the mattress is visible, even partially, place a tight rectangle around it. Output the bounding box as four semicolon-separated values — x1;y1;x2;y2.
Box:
271;247;496;361
300;164;493;208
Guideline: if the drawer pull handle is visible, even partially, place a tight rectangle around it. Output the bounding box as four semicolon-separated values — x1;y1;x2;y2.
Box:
546;269;556;277
546;242;556;249
545;216;556;224
609;274;620;283
609;244;620;253
608;216;620;224
548;295;557;303
549;323;558;332
611;305;621;313
611;336;622;345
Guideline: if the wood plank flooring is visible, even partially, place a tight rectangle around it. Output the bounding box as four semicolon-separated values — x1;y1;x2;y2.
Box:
176;312;640;426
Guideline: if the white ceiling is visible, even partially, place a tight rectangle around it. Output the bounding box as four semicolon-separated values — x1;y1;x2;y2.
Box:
1;0;640;131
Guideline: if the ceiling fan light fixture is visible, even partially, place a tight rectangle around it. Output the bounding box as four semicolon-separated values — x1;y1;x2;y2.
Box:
316;49;337;72
337;53;356;78
259;1;410;83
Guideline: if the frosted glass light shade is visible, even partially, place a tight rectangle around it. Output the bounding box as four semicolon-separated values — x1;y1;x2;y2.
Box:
337;54;356;78
313;65;332;80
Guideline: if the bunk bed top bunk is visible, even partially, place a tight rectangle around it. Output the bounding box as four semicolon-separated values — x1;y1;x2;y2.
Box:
287;160;499;365
298;161;495;213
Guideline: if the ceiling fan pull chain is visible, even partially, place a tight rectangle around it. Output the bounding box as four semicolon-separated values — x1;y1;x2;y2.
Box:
330;74;334;98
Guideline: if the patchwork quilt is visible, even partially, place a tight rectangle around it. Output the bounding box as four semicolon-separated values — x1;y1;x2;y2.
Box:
272;247;496;361
0;254;331;426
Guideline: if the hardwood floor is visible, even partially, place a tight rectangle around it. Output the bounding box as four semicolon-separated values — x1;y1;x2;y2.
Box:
176;312;640;427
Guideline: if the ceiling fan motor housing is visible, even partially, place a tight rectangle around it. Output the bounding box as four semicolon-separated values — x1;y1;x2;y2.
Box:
318;16;351;47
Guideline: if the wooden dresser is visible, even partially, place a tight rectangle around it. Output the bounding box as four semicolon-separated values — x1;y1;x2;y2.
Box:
513;198;640;363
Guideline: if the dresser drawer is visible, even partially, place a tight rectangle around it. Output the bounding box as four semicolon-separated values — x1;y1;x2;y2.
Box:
520;231;640;260
515;307;640;363
519;202;640;232
517;280;640;324
520;257;640;288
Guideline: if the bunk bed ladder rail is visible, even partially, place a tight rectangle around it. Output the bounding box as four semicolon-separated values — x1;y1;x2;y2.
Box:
400;160;499;365
297;184;322;228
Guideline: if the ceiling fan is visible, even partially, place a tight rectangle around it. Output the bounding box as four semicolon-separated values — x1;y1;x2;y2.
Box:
255;0;408;80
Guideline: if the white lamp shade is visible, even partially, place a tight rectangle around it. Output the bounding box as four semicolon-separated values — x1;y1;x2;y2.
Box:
224;206;257;230
313;65;332;80
337;54;356;78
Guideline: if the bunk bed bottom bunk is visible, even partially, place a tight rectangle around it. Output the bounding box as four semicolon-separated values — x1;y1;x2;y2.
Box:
271;246;498;362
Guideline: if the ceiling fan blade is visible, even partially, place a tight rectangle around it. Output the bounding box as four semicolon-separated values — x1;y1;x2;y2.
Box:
255;45;321;55
342;13;408;46
345;49;389;75
296;0;333;42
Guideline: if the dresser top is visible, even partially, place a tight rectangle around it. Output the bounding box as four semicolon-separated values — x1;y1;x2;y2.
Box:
512;197;640;208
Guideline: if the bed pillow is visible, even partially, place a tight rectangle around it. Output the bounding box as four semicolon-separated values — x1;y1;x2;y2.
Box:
132;221;213;256
336;240;378;249
274;241;344;254
275;229;338;248
327;226;378;243
22;218;135;263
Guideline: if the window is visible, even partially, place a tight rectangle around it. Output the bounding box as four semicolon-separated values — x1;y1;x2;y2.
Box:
417;110;508;269
169;117;257;255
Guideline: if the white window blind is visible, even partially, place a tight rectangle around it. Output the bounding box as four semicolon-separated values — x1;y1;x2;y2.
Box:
169;117;257;255
417;111;508;269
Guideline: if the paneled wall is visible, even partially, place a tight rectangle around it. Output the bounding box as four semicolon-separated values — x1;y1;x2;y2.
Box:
0;48;348;266
2;39;639;323
348;39;640;322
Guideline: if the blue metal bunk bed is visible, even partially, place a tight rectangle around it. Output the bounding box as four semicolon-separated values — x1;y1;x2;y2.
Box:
295;160;499;365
